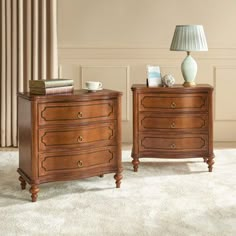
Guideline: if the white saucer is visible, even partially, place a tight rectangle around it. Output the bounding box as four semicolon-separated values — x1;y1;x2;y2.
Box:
85;87;103;92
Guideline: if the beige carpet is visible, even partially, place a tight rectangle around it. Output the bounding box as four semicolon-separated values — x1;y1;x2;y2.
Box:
0;150;236;236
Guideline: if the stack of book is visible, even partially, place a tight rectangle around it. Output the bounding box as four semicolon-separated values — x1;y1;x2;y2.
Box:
29;79;74;95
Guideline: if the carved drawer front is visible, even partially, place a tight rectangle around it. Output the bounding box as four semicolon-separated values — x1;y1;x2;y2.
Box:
139;93;208;112
39;147;117;176
39;122;116;151
139;134;208;152
38;100;116;125
139;113;208;131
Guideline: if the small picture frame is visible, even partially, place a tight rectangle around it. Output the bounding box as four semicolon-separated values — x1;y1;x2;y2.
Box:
146;65;162;87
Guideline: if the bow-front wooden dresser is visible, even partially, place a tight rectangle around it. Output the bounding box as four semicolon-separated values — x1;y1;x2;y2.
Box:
131;84;214;172
17;89;122;202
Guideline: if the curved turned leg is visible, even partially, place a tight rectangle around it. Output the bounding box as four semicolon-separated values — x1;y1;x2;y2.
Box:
29;185;40;202
206;154;215;172
132;158;140;172
203;157;207;163
114;169;123;188
99;174;104;178
19;176;26;190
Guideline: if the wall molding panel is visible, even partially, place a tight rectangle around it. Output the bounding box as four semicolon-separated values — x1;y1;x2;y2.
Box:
214;66;236;121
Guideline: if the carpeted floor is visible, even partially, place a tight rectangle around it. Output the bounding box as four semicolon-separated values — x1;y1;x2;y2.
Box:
0;149;236;236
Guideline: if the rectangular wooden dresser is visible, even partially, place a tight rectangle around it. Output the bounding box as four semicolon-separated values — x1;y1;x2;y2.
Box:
17;89;122;202
131;84;214;172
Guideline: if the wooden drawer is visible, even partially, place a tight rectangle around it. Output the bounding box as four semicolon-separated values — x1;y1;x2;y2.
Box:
139;93;208;112
39;147;117;176
139;133;208;152
38;100;116;125
139;113;208;131
39;122;116;151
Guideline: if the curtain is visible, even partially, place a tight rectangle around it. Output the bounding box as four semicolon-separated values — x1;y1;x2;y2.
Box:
0;0;58;147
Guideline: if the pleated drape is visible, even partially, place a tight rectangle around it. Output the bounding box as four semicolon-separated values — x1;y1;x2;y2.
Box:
0;0;58;147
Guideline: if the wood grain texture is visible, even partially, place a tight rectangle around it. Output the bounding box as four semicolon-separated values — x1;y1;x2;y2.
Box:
17;89;122;201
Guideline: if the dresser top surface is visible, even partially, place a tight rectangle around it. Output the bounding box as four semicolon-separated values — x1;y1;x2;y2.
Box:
131;84;213;92
18;89;122;101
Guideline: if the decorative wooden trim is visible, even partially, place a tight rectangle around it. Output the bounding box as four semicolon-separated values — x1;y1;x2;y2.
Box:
213;66;236;121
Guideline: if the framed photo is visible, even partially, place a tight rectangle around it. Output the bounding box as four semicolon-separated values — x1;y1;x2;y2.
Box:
146;65;162;87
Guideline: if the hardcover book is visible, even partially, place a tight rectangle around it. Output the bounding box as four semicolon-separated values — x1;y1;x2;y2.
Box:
30;85;74;95
29;79;74;88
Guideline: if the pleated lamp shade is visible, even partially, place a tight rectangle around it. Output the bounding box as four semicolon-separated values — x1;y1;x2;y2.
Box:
170;25;208;52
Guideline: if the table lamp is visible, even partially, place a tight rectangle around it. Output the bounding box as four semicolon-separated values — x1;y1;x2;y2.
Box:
170;25;208;87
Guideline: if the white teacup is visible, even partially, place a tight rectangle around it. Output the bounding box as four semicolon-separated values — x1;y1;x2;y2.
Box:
85;81;103;90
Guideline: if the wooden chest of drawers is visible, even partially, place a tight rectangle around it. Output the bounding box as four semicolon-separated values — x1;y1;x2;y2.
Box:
131;84;214;172
17;89;122;202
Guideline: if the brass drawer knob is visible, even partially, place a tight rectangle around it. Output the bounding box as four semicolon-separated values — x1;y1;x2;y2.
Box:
170;143;176;149
77;112;83;118
170;122;176;128
77;160;83;167
170;102;176;109
77;136;83;142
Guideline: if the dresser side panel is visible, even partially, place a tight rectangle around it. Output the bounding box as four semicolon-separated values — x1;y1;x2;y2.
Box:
18;97;32;178
208;88;214;155
131;88;139;157
116;94;122;171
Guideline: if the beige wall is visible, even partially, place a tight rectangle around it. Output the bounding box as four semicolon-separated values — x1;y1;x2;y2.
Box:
58;0;236;143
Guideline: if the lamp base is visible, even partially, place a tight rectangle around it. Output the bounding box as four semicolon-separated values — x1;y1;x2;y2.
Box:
183;81;196;87
181;53;198;87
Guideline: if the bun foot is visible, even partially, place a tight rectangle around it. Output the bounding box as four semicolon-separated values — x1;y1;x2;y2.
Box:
29;185;40;202
132;158;140;172
206;154;215;172
19;176;26;190
114;169;122;188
